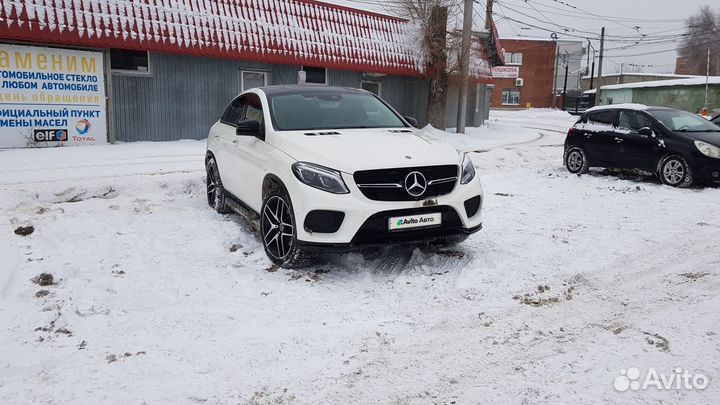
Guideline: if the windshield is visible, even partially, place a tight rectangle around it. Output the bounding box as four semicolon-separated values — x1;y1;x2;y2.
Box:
269;92;406;131
648;109;720;132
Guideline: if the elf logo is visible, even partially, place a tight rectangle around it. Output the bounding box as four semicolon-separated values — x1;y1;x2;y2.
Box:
33;129;68;142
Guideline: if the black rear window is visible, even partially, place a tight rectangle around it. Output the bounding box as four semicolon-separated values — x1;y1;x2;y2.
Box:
587;110;616;125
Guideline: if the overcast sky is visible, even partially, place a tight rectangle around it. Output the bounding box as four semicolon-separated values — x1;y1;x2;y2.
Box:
327;0;715;74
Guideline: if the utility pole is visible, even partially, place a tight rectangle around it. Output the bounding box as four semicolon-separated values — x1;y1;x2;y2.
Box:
705;47;710;109
586;39;591;75
596;27;605;105
456;0;473;133
485;0;494;30
562;57;569;111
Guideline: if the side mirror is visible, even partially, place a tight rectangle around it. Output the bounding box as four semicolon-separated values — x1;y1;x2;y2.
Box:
236;120;264;139
638;127;655;138
404;116;419;128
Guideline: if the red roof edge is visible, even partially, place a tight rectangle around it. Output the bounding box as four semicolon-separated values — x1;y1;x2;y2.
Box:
303;0;408;23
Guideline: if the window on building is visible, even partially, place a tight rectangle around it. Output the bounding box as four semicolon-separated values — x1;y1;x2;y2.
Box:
241;71;268;91
110;49;149;72
504;52;523;65
360;81;381;96
501;88;520;105
301;66;327;84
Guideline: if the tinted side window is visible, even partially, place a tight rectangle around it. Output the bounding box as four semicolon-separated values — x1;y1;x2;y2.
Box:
221;98;245;125
619;111;653;131
588;110;616;126
242;93;264;125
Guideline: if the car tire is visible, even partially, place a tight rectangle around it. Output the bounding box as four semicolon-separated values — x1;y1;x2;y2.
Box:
206;156;230;214
260;186;313;268
565;146;589;174
658;155;693;188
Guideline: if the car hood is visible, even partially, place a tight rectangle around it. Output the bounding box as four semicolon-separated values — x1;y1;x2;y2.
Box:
675;131;720;146
270;128;462;173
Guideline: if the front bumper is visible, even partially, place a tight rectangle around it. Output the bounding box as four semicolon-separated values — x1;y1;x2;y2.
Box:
285;171;485;246
692;154;720;184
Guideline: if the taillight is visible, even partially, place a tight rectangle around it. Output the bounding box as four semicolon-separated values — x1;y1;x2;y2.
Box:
567;127;577;137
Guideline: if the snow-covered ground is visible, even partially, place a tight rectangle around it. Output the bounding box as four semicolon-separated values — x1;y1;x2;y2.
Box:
1;109;718;405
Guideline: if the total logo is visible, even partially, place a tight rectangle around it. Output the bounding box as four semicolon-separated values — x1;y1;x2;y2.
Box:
75;119;91;135
72;119;96;142
33;129;68;142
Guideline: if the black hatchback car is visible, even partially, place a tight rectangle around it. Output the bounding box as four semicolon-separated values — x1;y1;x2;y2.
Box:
564;105;720;187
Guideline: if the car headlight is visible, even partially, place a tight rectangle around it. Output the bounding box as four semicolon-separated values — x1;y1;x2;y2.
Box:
292;162;349;194
695;140;720;159
460;154;476;184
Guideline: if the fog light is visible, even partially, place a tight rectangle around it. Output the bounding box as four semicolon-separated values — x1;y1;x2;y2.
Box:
712;171;719;178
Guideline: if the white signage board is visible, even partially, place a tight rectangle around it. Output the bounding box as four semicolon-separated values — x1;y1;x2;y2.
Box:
0;44;107;148
491;66;520;79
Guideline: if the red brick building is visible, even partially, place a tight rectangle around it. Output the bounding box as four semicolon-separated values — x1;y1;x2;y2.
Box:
490;38;557;109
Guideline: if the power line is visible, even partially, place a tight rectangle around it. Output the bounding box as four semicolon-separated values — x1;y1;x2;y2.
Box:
603;38;720;58
533;0;648;30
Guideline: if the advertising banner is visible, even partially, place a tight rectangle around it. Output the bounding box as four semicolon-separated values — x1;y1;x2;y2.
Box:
0;44;107;148
491;66;520;79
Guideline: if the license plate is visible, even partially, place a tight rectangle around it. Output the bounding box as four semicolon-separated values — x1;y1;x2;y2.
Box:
388;213;442;230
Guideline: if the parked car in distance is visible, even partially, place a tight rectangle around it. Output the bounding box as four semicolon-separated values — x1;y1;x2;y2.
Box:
206;86;484;267
564;104;720;187
567;90;596;115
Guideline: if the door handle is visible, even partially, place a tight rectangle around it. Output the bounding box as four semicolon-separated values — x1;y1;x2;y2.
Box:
584;134;592;139
232;139;239;144
614;137;623;143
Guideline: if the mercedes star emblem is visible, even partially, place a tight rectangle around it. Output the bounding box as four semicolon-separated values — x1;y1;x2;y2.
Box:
404;171;427;197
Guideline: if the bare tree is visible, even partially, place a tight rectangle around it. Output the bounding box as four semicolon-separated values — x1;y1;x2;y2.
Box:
679;6;720;76
395;0;464;129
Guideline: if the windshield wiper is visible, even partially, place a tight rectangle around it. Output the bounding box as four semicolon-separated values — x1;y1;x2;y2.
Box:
676;129;720;132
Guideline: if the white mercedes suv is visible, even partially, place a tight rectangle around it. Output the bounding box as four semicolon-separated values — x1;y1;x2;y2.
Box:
205;86;484;267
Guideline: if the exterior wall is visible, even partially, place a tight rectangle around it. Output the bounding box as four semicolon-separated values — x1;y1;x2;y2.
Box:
675;57;691;75
112;52;430;142
631;86;720;113
491;39;557;109
445;82;492;129
597;88;633;106
599;85;720;114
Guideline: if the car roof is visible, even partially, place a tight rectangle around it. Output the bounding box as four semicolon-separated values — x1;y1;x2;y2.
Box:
259;85;370;96
585;103;649;113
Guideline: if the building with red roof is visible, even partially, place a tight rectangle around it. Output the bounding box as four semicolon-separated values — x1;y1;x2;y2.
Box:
0;0;502;146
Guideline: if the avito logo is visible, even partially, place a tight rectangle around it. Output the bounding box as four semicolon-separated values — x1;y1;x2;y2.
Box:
75;119;91;135
33;129;68;142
